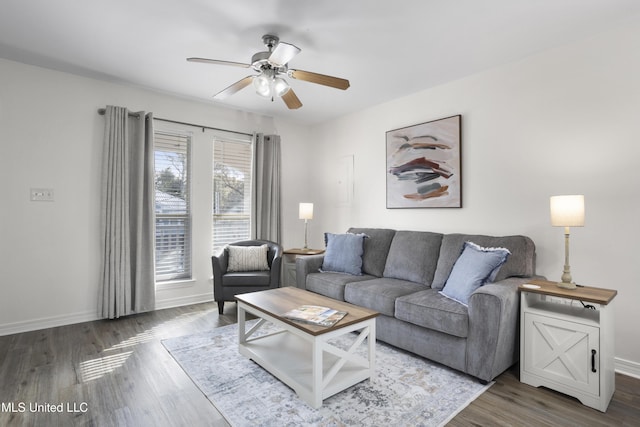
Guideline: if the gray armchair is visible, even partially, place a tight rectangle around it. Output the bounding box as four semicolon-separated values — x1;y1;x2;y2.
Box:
211;239;283;314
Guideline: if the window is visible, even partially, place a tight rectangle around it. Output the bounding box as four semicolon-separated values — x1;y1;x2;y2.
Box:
154;131;191;281
213;139;253;254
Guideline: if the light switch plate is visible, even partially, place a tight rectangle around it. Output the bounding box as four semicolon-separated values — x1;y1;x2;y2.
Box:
30;188;55;201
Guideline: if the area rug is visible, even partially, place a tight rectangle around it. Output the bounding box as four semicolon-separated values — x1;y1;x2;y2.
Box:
162;321;492;426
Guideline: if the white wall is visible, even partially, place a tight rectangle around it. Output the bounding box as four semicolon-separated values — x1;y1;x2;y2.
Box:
272;118;314;250
307;19;640;372
0;58;309;333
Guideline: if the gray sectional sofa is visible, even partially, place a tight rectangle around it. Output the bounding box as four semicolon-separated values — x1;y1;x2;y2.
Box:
295;227;539;382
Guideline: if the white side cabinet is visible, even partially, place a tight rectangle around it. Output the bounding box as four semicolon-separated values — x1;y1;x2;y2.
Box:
519;280;617;412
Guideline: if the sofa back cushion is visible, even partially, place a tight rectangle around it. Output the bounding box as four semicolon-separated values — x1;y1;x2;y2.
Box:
347;227;397;277
431;234;536;290
383;230;443;286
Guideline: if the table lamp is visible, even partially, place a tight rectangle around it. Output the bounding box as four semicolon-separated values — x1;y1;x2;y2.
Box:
299;203;314;250
550;195;585;289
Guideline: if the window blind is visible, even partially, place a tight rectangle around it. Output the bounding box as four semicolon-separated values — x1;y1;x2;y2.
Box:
213;139;253;254
154;131;192;281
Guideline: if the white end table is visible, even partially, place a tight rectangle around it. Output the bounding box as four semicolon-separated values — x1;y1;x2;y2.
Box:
519;280;617;412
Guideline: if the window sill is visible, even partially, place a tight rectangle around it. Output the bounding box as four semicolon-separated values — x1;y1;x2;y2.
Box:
156;279;196;291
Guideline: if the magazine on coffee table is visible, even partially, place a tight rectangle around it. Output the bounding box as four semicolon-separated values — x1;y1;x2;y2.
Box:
282;305;348;327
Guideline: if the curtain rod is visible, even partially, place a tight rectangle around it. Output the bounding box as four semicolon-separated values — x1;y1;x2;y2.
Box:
97;108;140;118
97;108;253;137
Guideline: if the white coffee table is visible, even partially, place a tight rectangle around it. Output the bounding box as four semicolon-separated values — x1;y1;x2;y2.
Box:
235;287;379;409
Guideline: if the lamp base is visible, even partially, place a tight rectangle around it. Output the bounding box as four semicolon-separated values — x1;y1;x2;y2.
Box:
556;281;577;290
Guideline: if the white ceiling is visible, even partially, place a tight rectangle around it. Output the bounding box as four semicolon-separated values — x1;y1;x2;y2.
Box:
2;0;639;125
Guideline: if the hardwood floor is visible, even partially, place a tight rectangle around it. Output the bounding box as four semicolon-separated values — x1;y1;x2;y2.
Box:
0;303;234;427
1;302;638;426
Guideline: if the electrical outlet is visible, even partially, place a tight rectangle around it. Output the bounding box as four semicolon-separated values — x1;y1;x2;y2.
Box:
30;188;54;201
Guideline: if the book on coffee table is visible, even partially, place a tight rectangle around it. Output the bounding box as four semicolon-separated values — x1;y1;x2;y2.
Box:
282;305;348;327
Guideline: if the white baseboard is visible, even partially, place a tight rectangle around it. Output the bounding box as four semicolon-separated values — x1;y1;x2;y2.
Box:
615;357;640;379
0;310;99;337
0;294;212;337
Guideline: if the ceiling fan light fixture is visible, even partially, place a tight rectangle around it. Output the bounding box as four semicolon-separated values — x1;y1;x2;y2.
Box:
253;72;290;99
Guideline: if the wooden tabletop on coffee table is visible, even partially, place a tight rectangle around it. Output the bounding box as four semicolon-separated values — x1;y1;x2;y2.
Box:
235;287;379;336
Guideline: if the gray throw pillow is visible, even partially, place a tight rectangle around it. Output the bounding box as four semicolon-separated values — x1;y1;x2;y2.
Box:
320;233;367;275
439;241;510;305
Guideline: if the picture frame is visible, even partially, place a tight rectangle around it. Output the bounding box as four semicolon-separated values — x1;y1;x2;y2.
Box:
386;115;462;208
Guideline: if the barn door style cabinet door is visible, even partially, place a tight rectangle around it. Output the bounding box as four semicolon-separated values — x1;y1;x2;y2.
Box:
519;280;617;412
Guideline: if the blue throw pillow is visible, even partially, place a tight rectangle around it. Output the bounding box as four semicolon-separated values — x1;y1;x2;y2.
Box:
320;233;367;275
439;241;511;306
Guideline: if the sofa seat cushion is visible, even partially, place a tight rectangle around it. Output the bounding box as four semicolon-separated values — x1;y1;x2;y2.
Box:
432;234;536;290
222;271;271;286
306;272;376;301
395;289;469;338
383;231;443;286
344;278;425;317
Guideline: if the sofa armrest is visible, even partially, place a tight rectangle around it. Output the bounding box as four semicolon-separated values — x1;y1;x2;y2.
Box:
465;276;543;381
295;254;325;289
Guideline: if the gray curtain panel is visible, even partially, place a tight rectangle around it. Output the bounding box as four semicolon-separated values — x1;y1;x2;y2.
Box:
253;134;282;244
99;105;156;319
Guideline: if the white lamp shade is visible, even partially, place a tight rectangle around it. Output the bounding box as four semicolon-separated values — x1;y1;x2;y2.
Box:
550;195;585;227
272;77;290;97
299;202;313;220
253;74;271;97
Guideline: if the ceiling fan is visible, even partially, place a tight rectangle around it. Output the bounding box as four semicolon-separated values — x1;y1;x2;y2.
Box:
187;34;350;109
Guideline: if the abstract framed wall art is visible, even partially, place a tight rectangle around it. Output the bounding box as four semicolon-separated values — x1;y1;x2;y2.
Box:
386;115;461;208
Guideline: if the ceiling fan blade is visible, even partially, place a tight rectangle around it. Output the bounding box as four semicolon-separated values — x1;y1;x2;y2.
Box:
187;57;251;68
289;69;350;90
213;76;254;100
282;89;303;109
268;42;301;67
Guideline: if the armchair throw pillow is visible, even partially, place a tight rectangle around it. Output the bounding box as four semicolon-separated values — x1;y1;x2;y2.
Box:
227;244;270;272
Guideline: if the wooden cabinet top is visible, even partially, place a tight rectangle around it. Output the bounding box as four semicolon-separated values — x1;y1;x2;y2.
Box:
519;279;617;305
284;248;325;255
